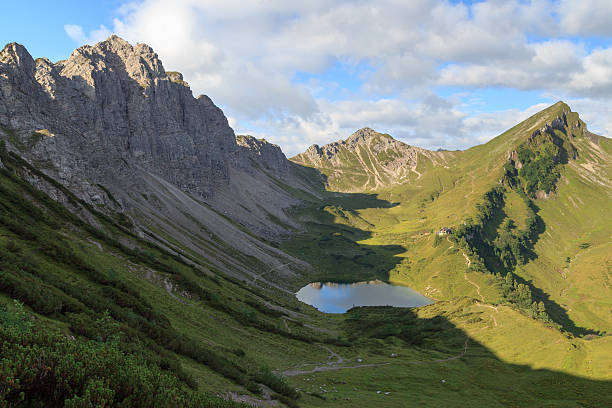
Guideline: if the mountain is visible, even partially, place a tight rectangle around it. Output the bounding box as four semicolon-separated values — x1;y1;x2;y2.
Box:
292;127;452;191
1;37;611;407
0;35;314;289
281;101;612;403
1;37;235;200
289;101;612;333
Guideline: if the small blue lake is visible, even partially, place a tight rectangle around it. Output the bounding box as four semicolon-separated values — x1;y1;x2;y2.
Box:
296;280;433;313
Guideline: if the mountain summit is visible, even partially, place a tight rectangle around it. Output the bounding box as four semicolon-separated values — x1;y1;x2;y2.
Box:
0;34;611;408
0;36;312;237
1;36;237;202
292;127;450;191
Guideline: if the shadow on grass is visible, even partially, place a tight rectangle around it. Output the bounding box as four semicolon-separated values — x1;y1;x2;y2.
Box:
339;305;612;407
472;191;596;337
282;167;403;284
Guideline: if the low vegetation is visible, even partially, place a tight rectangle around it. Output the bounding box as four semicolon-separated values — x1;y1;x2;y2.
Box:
0;301;243;408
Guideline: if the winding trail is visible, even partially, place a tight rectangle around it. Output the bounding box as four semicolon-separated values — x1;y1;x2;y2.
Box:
281;338;470;377
475;302;499;327
464;269;484;302
323;346;344;365
462;252;472;268
282;361;391;377
251;261;295;286
447;236;499;326
446;236;483;302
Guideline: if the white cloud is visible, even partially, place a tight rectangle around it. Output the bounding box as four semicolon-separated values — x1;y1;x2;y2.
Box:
565;97;612;136
559;0;612;36
568;48;612;97
64;24;112;45
63;0;612;154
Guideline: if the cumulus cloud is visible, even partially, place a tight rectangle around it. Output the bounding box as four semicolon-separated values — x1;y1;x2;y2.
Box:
64;24;112;45
559;0;612;36
438;40;585;90
241;97;552;157
63;0;612;154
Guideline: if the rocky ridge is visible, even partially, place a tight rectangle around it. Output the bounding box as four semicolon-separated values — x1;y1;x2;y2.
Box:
236;134;291;179
0;36;241;204
0;36;311;239
292;127;450;191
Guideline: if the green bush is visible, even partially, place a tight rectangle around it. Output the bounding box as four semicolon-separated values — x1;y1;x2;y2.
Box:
0;301;245;408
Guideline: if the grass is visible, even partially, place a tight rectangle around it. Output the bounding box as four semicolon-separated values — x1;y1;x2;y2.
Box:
1;101;611;406
280;102;612;406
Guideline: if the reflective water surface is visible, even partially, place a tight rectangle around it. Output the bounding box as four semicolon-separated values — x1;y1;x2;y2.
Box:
296;280;433;313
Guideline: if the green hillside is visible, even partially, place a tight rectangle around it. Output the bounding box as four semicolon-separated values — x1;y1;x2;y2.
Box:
281;102;612;403
1;102;611;407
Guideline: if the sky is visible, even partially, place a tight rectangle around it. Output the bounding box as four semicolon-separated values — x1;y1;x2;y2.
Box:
1;0;612;156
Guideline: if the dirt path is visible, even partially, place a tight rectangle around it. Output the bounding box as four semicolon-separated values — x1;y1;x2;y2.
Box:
445;238;500;327
322;346;344;365
251;261;295;286
282;361;391;376
420;337;469;364
475;302;499;327
447;236;484;302
462;252;472;268
282;338;470;376
464;270;484;302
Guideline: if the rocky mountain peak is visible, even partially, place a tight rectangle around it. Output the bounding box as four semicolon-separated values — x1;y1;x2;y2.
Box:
236;135;290;178
526;101;590;144
345;127;395;149
0;42;35;73
291;125;449;192
59;35;167;91
0;36;237;203
346;127;375;142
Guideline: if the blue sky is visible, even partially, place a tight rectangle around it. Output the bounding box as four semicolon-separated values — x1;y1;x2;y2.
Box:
2;1;611;155
0;1;120;61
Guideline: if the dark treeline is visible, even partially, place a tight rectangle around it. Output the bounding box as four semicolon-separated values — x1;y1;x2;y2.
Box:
502;126;574;197
452;184;551;323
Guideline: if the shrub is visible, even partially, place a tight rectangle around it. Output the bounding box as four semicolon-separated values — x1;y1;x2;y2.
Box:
0;301;244;408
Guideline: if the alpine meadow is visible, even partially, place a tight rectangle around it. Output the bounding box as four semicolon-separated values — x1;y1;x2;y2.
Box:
1;3;612;407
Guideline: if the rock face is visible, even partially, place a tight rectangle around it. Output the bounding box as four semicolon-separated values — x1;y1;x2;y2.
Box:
0;36;316;240
292;127;450;192
236;135;290;179
0;36;237;204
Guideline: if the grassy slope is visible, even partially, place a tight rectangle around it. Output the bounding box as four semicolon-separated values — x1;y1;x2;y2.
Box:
516;133;612;334
281;102;612;406
0;151;329;404
3;148;610;408
1;101;611;407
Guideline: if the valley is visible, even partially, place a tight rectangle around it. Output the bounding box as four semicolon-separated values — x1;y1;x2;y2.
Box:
0;37;611;407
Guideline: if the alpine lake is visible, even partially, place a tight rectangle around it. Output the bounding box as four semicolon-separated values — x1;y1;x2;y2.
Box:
296;280;433;313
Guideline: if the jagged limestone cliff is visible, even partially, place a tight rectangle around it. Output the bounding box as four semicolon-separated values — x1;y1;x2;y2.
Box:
0;36;236;202
0;36;315;289
292;127;451;192
0;36;317;239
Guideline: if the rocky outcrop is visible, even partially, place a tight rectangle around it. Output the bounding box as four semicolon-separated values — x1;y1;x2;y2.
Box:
292;127;450;192
0;36;318;240
0;36;237;204
236;135;290;178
